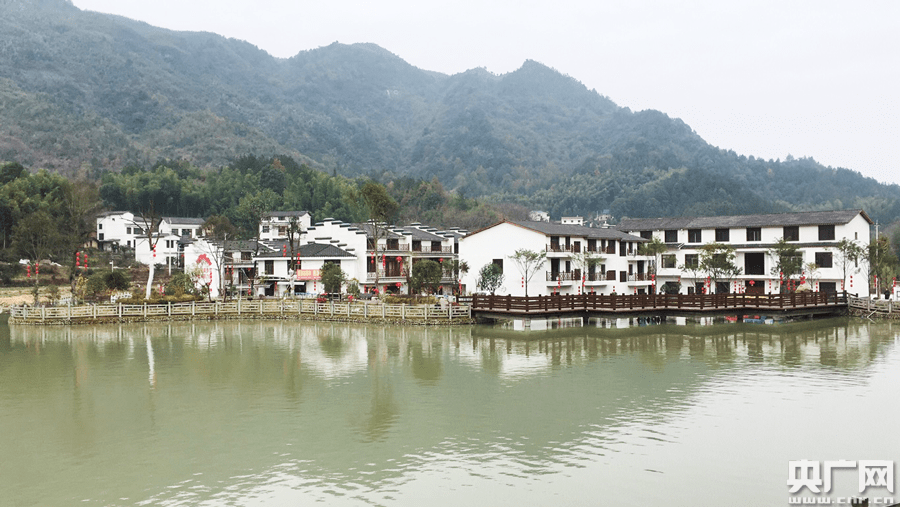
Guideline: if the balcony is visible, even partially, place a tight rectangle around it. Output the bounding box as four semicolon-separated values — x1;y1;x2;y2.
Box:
546;244;580;254
410;245;453;254
546;271;579;282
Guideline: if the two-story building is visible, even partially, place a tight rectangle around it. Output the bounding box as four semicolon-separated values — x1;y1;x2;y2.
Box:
459;220;652;296
96;211;142;252
134;217;206;269
617;209;872;295
258;211;311;241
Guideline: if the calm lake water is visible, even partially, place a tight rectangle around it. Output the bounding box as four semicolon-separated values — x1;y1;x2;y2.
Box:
1;315;898;506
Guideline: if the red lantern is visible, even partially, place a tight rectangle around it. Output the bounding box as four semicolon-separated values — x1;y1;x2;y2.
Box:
396;282;401;288
439;258;443;263
26;264;31;278
749;280;755;286
396;256;401;262
83;255;88;268
282;245;287;256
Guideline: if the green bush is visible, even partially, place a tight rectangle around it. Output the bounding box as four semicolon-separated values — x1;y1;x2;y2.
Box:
85;272;108;297
104;270;130;290
165;272;195;296
383;295;437;305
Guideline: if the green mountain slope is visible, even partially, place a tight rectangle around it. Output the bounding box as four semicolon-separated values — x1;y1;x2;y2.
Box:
2;0;898;224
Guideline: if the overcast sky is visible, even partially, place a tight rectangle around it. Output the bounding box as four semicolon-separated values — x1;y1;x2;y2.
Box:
70;0;899;186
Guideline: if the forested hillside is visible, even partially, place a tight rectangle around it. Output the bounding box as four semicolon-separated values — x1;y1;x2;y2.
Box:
2;0;899;225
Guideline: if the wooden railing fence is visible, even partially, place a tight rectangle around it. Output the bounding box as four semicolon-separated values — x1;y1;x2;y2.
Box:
470;292;847;314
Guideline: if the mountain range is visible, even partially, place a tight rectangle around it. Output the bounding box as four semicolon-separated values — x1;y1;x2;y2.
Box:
2;0;899;224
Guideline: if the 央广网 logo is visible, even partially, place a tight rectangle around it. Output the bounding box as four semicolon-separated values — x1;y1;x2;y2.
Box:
788;460;895;506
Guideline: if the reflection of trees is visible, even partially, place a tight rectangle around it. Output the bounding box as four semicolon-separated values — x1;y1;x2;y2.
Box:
359;335;398;442
409;340;443;384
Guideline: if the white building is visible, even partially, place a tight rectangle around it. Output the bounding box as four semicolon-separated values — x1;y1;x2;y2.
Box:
96;211;142;251
460;220;651;297
259;211;311;241
303;219;461;295
134;217;206;269
617;209;872;295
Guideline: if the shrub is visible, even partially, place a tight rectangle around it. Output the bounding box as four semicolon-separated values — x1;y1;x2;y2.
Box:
85;272;108;298
165;272;195;296
104;270;130;291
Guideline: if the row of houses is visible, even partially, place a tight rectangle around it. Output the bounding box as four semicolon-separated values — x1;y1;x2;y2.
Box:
97;211;466;298
458;209;873;297
97;208;874;298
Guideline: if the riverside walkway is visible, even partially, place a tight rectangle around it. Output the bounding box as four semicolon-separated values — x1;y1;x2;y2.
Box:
468;292;849;321
8;299;472;325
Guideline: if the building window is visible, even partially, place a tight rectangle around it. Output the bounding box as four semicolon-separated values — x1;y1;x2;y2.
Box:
662;254;676;269
126;227;132;234
98;223;103;230
746;227;761;241
242;252;252;261
134;227;143;235
182;229;192;237
640;231;652;240
262;225;270;234
715;228;730;242
492;259;503;274
815;252;833;268
684;254;699;269
687;229;702;243
664;230;678;243
98;233;104;240
818;224;835;241
265;260;274;275
783;226;800;241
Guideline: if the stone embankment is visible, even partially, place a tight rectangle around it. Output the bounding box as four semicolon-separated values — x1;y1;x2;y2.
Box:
847;296;900;320
8;299;474;326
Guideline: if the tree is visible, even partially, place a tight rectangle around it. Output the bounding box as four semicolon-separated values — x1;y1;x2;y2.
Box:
803;262;820;291
477;263;504;295
510;249;546;297
679;252;705;293
834;238;864;291
573;251;604;287
637;236;667;274
359;182;399;292
769;238;804;293
443;259;469;295
411;259;443;294
699;243;741;293
237;189;279;293
134;205;163;300
866;235;899;296
321;263;346;294
60;178;101;280
12;210;61;304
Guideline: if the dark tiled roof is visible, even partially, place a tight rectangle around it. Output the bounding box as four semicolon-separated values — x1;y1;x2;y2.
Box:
255;242;354;258
162;216;206;225
350;222;403;239
394;225;447;241
464;220;646;241
508;221;647;241
264;211;309;218
617;209;872;231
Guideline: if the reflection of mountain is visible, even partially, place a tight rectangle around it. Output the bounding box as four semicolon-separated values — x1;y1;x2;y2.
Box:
1;319;895;505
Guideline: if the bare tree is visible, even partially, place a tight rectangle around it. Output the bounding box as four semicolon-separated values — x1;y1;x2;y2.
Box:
134;205;162;300
510;249;547;297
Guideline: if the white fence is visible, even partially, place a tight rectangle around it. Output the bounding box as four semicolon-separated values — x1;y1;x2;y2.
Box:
8;300;472;324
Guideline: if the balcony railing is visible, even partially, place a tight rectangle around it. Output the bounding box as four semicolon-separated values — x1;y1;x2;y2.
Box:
546;271;580;282
410;245;453;253
546;244;579;254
